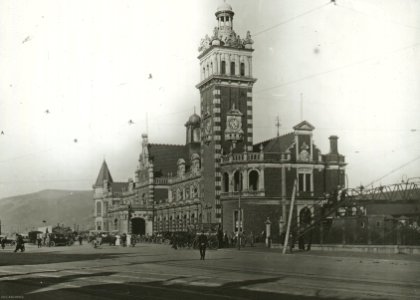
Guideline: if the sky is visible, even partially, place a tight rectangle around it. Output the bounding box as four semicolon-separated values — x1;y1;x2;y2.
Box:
0;0;419;198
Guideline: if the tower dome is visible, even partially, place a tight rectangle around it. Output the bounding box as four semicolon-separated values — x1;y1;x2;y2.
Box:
186;113;201;126
216;2;233;14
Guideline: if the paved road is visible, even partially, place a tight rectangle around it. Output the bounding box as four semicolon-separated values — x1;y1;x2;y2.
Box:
0;243;419;299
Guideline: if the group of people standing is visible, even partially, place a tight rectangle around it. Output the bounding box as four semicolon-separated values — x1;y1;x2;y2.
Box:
218;230;255;248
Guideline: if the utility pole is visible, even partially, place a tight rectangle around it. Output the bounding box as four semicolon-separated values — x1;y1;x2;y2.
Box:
283;179;297;254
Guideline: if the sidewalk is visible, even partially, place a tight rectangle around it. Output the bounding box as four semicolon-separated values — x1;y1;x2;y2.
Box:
220;242;420;262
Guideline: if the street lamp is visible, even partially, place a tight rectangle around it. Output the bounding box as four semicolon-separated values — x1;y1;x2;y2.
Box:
237;171;243;250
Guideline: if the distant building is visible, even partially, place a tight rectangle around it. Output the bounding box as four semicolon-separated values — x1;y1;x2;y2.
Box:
93;2;346;238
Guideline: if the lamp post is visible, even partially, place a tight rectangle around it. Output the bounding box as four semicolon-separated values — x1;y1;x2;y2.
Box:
237;171;242;250
127;204;133;234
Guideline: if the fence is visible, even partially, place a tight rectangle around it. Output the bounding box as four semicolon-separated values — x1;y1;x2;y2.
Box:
309;215;420;246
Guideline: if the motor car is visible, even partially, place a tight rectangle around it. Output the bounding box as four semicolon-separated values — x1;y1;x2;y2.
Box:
48;233;74;246
0;235;16;246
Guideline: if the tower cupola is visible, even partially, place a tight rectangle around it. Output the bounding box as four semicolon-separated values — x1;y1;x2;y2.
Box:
215;1;234;38
185;110;201;157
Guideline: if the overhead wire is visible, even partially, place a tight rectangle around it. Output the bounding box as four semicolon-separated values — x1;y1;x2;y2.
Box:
253;1;332;37
365;155;420;187
254;40;420;95
336;0;420;32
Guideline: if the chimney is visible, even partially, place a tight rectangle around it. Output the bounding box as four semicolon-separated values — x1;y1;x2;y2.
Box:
329;135;339;154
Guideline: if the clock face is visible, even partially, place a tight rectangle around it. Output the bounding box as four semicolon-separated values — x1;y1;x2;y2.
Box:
228;117;240;131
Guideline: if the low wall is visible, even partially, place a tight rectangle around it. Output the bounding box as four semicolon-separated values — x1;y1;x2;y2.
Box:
310;244;420;255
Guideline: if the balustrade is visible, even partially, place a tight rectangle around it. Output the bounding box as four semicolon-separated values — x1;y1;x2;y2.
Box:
221;152;263;163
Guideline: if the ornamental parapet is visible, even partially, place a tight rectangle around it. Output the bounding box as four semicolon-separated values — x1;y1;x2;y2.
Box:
221;152;263;164
154;198;201;209
154;177;170;185
168;171;201;184
221;190;265;198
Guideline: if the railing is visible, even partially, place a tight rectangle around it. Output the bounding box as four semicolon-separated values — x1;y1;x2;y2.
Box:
168;171;201;184
221;152;263;164
221;190;265;198
154;177;169;185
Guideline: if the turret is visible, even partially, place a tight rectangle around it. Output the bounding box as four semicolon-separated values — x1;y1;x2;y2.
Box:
185;112;201;157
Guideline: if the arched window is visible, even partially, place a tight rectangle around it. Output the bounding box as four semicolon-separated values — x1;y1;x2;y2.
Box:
233;171;241;191
193;127;200;142
192;184;199;198
223;173;229;192
240;63;245;76
114;218;118;230
96;201;102;216
187;127;191;143
249;170;259;191
221;61;226;75
231;62;235;75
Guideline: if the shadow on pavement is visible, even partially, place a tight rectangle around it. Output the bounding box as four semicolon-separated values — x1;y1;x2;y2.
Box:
0;272;116;300
0;273;390;300
0;252;123;266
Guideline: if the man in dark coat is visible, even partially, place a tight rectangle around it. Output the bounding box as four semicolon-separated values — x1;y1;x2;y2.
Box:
198;231;208;260
14;234;25;252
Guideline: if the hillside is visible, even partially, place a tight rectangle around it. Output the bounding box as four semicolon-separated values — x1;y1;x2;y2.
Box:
0;190;93;234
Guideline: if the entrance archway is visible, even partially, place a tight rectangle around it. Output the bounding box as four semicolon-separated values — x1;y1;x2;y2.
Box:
131;218;146;235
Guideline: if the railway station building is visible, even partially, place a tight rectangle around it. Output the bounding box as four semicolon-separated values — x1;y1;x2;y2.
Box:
92;2;346;239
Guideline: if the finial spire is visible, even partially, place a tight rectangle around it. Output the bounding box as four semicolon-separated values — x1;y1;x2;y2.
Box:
275;115;281;137
300;93;304;121
146;112;149;135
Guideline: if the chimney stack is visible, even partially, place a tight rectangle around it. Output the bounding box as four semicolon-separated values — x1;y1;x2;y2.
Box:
329;135;339;154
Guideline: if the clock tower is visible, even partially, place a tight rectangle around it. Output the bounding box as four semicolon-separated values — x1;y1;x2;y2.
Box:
196;2;257;223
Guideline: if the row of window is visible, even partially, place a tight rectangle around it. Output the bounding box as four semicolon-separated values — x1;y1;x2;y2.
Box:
203;61;246;77
170;184;199;202
155;213;200;222
223;170;260;192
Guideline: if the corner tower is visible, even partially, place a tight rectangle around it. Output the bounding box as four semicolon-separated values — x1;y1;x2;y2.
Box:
197;2;257;224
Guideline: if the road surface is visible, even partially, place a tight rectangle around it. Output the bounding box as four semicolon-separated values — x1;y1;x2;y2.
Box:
0;242;419;299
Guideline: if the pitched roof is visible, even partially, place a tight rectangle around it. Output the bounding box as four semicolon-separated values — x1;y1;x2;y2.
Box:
293;120;315;131
111;182;128;195
253;132;295;153
148;144;188;177
94;160;113;187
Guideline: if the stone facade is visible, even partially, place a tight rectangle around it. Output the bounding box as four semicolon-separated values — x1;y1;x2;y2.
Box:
92;3;346;238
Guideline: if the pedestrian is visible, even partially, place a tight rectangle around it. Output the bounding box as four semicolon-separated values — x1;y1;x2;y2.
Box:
37;234;42;248
1;237;6;249
45;234;50;247
249;231;254;247
198;231;208;260
14;234;25;252
217;227;223;248
121;233;127;247
223;231;229;248
171;233;178;250
78;235;83;245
